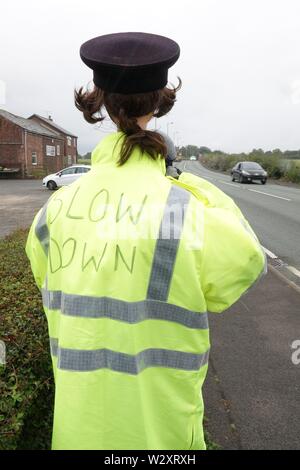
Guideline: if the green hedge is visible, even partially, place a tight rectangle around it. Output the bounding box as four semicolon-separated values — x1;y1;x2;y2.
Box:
284;161;300;183
0;229;54;450
29;169;48;179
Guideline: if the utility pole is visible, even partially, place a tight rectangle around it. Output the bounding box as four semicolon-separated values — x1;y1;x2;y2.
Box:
167;121;174;136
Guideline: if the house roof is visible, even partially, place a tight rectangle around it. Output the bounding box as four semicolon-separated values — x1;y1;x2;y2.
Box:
0;109;62;138
28;114;77;138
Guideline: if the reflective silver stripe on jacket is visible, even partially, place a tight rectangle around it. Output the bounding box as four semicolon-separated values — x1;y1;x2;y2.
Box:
147;185;190;301
50;337;58;357
43;184;210;373
49;340;210;374
42;290;208;329
35;201;50;256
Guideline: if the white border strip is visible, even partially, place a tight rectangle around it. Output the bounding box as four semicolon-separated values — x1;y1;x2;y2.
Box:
287;266;300;278
248;189;291;201
262;246;300;279
262;246;278;259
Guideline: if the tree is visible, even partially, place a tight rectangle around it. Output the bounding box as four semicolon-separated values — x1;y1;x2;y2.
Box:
199;146;211;154
186;145;199;158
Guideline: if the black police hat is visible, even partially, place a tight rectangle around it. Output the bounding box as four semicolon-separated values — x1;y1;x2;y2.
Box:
80;32;180;95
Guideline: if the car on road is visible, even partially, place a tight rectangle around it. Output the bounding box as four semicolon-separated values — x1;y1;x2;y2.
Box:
190;156;197;161
43;165;91;190
231;161;268;184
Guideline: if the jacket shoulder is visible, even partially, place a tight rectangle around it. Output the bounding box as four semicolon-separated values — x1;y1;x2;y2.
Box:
177;171;243;217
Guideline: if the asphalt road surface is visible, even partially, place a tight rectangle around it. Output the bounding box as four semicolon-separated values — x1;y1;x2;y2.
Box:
177;161;300;271
176;160;300;449
0;180;49;238
203;267;300;450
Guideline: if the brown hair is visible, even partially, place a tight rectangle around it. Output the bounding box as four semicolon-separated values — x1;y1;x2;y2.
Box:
74;78;182;165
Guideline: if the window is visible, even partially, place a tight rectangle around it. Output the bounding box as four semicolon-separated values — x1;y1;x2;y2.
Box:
67;155;72;165
61;167;76;175
242;162;263;170
73;137;76;147
67;136;72;146
32;152;37;165
57;145;60;156
75;167;90;174
46;145;56;156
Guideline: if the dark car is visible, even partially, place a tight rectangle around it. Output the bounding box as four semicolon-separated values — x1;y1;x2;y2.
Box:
231;161;268;184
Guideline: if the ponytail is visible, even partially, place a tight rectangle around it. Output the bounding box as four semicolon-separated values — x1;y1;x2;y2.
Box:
75;78;182;165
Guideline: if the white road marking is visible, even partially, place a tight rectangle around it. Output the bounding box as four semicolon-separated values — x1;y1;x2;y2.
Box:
218;180;241;188
248;189;291;201
200;175;215;180
183;165;216;180
262;246;300;279
287;266;300;278
262;246;278;259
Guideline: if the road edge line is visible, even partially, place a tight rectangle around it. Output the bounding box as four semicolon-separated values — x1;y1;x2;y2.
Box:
268;264;300;294
262;247;300;294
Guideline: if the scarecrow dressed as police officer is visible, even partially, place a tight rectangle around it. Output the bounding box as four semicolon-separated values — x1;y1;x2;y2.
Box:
26;32;266;450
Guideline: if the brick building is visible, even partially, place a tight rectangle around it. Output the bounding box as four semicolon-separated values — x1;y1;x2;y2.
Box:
0;109;78;178
28;114;78;167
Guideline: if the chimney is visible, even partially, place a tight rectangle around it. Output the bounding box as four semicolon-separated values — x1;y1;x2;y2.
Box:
48;115;53;121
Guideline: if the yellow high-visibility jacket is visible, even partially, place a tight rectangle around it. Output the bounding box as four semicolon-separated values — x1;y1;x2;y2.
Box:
25;131;266;450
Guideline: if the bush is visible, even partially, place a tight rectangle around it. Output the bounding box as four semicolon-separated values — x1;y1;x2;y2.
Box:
285;162;300;183
29;169;48;179
0;229;54;450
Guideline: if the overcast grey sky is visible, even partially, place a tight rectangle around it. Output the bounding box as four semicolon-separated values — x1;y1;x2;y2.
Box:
1;0;300;154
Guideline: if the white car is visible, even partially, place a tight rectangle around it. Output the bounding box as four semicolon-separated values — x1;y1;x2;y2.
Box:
43;165;91;190
190;156;197;161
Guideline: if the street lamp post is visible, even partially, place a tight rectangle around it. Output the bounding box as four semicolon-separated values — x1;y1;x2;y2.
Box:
173;131;179;147
167;121;174;136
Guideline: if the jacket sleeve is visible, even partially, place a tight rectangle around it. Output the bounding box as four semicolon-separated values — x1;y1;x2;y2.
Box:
200;205;267;313
178;171;246;217
25;206;49;290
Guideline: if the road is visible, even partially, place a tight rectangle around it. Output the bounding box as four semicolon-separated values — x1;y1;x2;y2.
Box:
0;180;49;238
202;267;300;450
177;161;300;271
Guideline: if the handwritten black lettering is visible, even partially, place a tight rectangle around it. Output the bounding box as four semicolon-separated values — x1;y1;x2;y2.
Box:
81;242;108;272
66;187;84;220
88;189;109;222
114;244;136;273
116;193;148;225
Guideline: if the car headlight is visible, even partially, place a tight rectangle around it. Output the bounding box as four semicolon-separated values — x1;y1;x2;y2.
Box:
242;171;250;175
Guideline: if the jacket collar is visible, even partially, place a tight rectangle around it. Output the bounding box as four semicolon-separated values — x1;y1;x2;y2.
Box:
91;131;166;175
